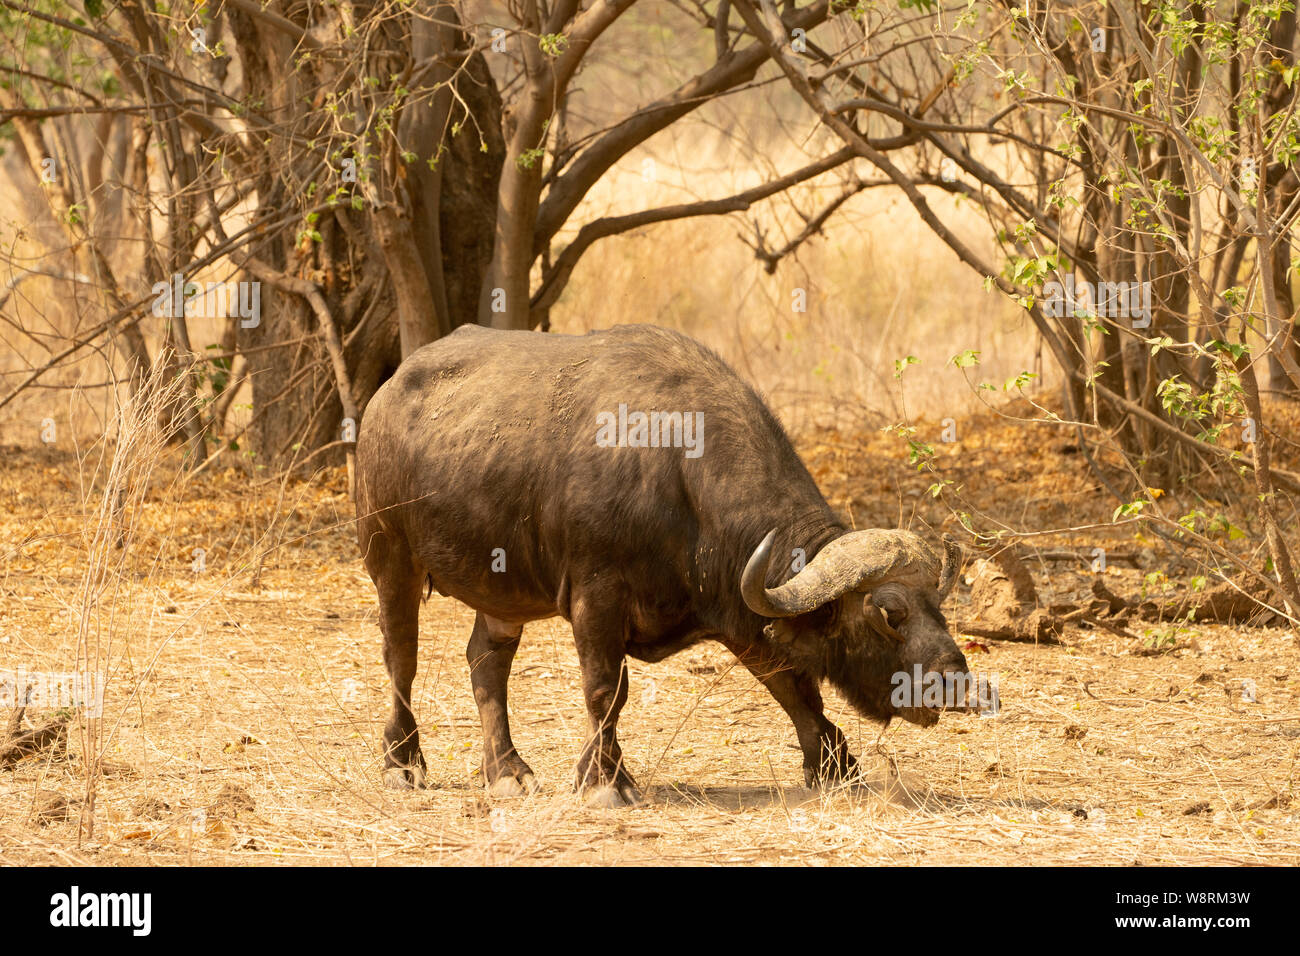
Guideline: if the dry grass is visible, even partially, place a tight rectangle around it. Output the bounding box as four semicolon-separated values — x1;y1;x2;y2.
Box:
2;399;1298;866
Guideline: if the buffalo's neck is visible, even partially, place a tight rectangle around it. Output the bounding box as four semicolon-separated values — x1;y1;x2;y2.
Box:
779;515;846;575
750;495;847;587
683;405;844;640
697;494;844;641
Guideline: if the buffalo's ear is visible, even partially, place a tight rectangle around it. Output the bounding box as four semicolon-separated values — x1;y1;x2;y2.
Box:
862;594;904;642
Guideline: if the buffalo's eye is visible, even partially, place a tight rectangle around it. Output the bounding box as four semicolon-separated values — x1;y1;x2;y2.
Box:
875;592;908;625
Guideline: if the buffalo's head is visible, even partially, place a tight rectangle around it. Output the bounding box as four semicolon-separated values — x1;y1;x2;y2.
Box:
741;528;976;726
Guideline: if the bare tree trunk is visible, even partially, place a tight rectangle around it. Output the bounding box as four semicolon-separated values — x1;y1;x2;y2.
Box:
1235;348;1300;620
375;206;440;357
229;1;505;464
478;1;637;328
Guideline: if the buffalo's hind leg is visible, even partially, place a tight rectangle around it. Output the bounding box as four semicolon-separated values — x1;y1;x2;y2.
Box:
467;613;540;796
571;596;641;808
363;528;427;789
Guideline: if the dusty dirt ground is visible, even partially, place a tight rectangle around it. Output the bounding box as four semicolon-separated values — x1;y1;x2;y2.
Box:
2;404;1298;865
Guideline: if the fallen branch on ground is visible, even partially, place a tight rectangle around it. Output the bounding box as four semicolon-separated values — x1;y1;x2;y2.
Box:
0;706;69;767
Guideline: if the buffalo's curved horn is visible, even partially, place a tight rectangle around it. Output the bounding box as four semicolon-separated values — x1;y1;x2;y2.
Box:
937;535;962;599
740;530;787;618
742;528;939;618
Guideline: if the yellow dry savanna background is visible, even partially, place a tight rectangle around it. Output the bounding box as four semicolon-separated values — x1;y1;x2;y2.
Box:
0;24;1296;861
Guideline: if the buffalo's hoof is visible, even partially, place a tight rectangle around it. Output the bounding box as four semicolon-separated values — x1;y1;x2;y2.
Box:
803;746;861;790
582;781;643;809
488;770;541;798
384;764;426;790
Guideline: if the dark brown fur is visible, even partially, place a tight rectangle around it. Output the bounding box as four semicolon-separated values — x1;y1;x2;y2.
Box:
355;324;967;802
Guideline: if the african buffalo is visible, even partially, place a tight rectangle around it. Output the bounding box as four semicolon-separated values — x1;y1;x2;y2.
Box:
356;324;972;806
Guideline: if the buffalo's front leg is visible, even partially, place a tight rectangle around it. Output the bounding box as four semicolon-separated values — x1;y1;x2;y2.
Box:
786;671;859;788
364;531;427;789
571;596;641;808
723;641;859;789
466;613;539;796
